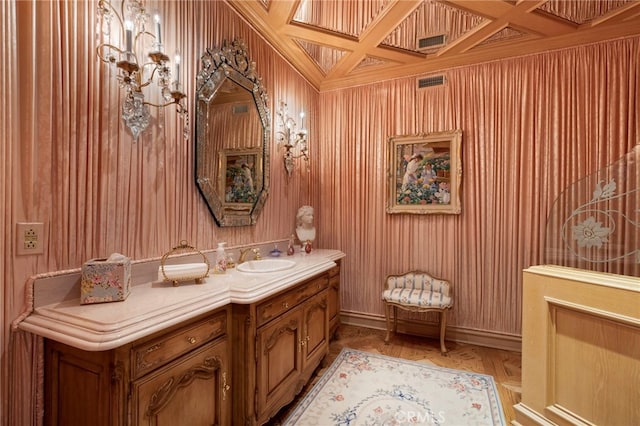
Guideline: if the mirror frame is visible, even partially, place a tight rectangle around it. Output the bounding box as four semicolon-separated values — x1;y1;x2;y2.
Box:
195;38;270;226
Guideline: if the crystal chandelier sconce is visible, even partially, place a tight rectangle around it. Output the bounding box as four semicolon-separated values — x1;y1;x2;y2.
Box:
96;0;188;140
276;100;308;176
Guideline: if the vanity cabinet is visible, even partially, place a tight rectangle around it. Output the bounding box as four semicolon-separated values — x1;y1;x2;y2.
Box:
232;273;331;425
44;307;231;426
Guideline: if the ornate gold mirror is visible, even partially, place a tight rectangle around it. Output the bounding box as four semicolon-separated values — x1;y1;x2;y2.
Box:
195;39;270;226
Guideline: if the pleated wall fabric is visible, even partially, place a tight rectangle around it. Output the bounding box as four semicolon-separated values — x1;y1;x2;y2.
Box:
317;37;640;336
2;1;317;424
2;0;639;423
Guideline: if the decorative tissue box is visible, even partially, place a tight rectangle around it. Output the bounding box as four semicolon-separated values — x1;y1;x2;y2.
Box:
80;254;131;304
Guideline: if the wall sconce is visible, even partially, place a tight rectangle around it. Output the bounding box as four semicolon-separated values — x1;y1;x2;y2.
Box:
275;100;308;176
96;0;188;140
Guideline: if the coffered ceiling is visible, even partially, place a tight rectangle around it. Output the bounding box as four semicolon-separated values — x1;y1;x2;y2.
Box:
226;0;640;91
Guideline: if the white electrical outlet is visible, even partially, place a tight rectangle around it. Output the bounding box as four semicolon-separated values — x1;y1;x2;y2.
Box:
16;222;44;255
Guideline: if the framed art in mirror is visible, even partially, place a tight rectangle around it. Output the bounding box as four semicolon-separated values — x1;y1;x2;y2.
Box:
219;148;262;209
195;38;270;227
387;130;462;214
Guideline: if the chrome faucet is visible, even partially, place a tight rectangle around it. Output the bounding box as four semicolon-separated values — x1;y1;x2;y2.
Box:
238;247;261;264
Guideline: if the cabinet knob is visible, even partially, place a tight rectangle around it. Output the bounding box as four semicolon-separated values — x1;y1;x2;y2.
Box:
282;302;289;309
187;336;197;344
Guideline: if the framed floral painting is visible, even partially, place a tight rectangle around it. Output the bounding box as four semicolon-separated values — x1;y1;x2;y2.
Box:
387;130;462;214
218;148;262;209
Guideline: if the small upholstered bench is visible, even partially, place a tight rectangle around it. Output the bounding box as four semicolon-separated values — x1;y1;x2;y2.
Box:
382;271;453;353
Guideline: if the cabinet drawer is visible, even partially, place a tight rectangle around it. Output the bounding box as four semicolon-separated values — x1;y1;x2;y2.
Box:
132;310;227;378
257;276;328;327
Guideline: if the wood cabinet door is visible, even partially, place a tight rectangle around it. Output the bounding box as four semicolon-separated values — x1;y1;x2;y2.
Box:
302;290;329;369
255;307;304;422
131;337;230;426
44;341;120;426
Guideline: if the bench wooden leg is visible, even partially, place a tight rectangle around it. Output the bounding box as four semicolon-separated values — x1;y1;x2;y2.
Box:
384;302;392;343
392;306;398;334
439;310;448;354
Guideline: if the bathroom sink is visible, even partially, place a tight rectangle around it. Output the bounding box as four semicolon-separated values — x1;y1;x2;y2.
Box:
236;259;296;273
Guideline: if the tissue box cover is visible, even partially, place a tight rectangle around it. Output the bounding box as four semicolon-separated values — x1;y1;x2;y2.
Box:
80;257;131;304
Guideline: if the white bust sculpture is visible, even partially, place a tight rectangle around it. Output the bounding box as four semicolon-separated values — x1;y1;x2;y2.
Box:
295;205;316;246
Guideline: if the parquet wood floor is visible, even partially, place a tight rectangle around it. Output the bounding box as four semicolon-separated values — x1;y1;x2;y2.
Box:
271;324;522;425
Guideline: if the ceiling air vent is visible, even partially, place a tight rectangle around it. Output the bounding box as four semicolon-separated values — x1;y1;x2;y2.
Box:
417;34;446;52
233;104;249;114
417;75;446;89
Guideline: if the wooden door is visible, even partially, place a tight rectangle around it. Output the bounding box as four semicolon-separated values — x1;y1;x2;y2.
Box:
131;337;230;426
302;290;329;370
255;307;304;422
44;341;120;426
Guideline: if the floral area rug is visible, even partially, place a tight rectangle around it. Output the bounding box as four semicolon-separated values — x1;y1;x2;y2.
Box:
283;348;506;425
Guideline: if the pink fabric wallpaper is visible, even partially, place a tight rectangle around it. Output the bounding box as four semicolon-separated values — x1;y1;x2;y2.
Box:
316;38;639;338
2;0;639;423
2;1;318;423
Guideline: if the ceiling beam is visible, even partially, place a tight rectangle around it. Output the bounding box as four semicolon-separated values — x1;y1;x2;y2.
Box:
282;24;360;51
437;18;504;55
228;0;640;92
320;17;640;91
585;1;640;28
325;0;422;78
227;0;326;87
442;0;576;37
265;0;297;29
284;24;425;65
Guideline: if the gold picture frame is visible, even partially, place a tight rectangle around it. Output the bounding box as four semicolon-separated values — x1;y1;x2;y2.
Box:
387;130;462;214
218;148;262;210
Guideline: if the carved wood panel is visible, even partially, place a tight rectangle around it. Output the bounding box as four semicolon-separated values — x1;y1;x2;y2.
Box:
131;338;229;426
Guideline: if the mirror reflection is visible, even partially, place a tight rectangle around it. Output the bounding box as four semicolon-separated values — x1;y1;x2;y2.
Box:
195;39;270;226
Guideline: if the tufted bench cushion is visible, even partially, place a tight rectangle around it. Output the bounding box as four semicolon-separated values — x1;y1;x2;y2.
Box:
383;272;452;308
382;287;452;309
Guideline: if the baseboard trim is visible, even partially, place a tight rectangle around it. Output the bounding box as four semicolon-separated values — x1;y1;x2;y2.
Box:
340;310;522;353
513;403;556;426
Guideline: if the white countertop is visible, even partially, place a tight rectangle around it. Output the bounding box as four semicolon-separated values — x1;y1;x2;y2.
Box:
17;249;344;352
